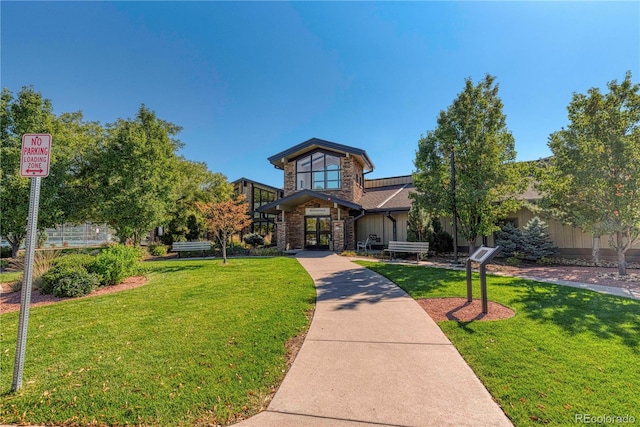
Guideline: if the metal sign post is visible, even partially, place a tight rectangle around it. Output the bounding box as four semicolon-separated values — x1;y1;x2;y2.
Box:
466;246;502;314
12;134;51;392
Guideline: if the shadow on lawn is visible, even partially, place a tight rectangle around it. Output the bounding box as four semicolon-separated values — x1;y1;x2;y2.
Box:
146;264;206;275
513;280;640;351
316;263;463;310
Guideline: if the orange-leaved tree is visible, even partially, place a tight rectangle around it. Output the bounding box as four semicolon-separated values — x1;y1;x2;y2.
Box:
197;195;252;264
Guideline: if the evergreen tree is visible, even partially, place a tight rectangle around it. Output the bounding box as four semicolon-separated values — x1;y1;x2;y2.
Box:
521;217;557;261
495;222;524;258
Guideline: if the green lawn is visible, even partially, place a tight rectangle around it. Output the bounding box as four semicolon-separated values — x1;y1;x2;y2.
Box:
1;258;315;426
357;261;640;426
0;271;22;284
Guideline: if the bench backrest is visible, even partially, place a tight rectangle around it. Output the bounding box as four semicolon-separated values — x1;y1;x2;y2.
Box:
387;241;429;252
171;241;212;251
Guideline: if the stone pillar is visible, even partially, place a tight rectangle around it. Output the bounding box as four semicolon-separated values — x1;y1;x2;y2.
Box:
332;220;345;252
277;219;287;251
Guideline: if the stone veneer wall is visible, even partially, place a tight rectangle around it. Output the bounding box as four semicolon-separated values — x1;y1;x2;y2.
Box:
278;199;355;250
283;153;365;204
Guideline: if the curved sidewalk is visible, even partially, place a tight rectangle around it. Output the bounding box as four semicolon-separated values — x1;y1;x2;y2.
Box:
238;252;512;427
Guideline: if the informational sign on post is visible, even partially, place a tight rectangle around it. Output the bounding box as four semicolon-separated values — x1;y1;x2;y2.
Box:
12;134;51;392
466;246;502;314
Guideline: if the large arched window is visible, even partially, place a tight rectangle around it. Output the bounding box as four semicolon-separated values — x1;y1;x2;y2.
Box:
296;152;341;190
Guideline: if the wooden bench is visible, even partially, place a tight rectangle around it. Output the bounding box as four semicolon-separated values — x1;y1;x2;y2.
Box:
385;241;430;263
171;241;211;258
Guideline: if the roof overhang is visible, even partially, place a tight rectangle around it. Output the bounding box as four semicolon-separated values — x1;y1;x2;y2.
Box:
256;190;362;214
267;138;374;172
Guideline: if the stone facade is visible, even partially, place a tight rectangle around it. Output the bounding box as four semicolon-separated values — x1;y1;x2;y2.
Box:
283;152;365;204
275;145;367;252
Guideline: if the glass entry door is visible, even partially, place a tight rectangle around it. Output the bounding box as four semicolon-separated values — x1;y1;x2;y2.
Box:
305;217;331;250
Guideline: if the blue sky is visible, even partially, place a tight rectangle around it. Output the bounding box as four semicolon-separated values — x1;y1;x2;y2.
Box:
2;1;638;188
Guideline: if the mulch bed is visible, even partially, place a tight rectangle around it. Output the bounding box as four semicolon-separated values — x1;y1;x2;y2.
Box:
0;276;147;314
417;297;515;322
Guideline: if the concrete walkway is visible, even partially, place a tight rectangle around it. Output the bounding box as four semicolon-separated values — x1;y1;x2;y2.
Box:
238;251;512;427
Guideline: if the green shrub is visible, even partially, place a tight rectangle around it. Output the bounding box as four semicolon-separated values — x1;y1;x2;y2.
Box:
252;247;284;256
92;244;144;286
341;250;358;257
41;264;88;295
417;218;453;255
506;256;521;266
243;233;265;248
226;243;249;256
51;269;101;298
54;254;96;270
148;244;168;257
1;246;12;258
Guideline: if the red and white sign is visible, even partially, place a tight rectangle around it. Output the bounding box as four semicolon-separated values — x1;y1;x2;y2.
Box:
20;134;52;177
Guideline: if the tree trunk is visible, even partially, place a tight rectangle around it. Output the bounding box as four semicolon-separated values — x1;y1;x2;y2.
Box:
7;234;23;259
616;231;627;276
222;231;228;264
592;235;600;263
468;239;476;256
10;240;20;259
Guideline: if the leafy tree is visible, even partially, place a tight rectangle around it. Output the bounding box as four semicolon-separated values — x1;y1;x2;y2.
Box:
0;87;99;257
539;72;640;275
413;74;528;254
197;195;252;264
161;158;233;244
88;105;182;244
407;204;433;242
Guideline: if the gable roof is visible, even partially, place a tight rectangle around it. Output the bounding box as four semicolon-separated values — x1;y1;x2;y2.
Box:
267;138;374;172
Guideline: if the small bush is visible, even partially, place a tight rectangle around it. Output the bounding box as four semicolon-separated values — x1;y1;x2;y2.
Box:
252;247;284;256
148;244;168;257
341;250;358;257
537;256;555;265
93;244;144;286
55;254;96;270
41;264;87;295
1;246;12;258
243;233;265;249
226;243;249;256
51;269;101;297
506;256;521;266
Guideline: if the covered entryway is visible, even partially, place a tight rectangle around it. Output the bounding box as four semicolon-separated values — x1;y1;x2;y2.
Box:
305;216;331;250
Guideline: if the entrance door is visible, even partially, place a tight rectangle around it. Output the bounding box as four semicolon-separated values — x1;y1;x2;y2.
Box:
305;216;331;250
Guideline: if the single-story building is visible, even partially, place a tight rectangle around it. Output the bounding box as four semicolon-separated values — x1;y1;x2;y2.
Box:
241;137;638;262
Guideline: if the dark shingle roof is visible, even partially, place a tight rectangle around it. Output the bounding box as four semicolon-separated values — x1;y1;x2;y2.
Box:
267;138;374;171
359;183;415;212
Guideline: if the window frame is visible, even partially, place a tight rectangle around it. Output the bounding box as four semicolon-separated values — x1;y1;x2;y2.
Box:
295;150;343;191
